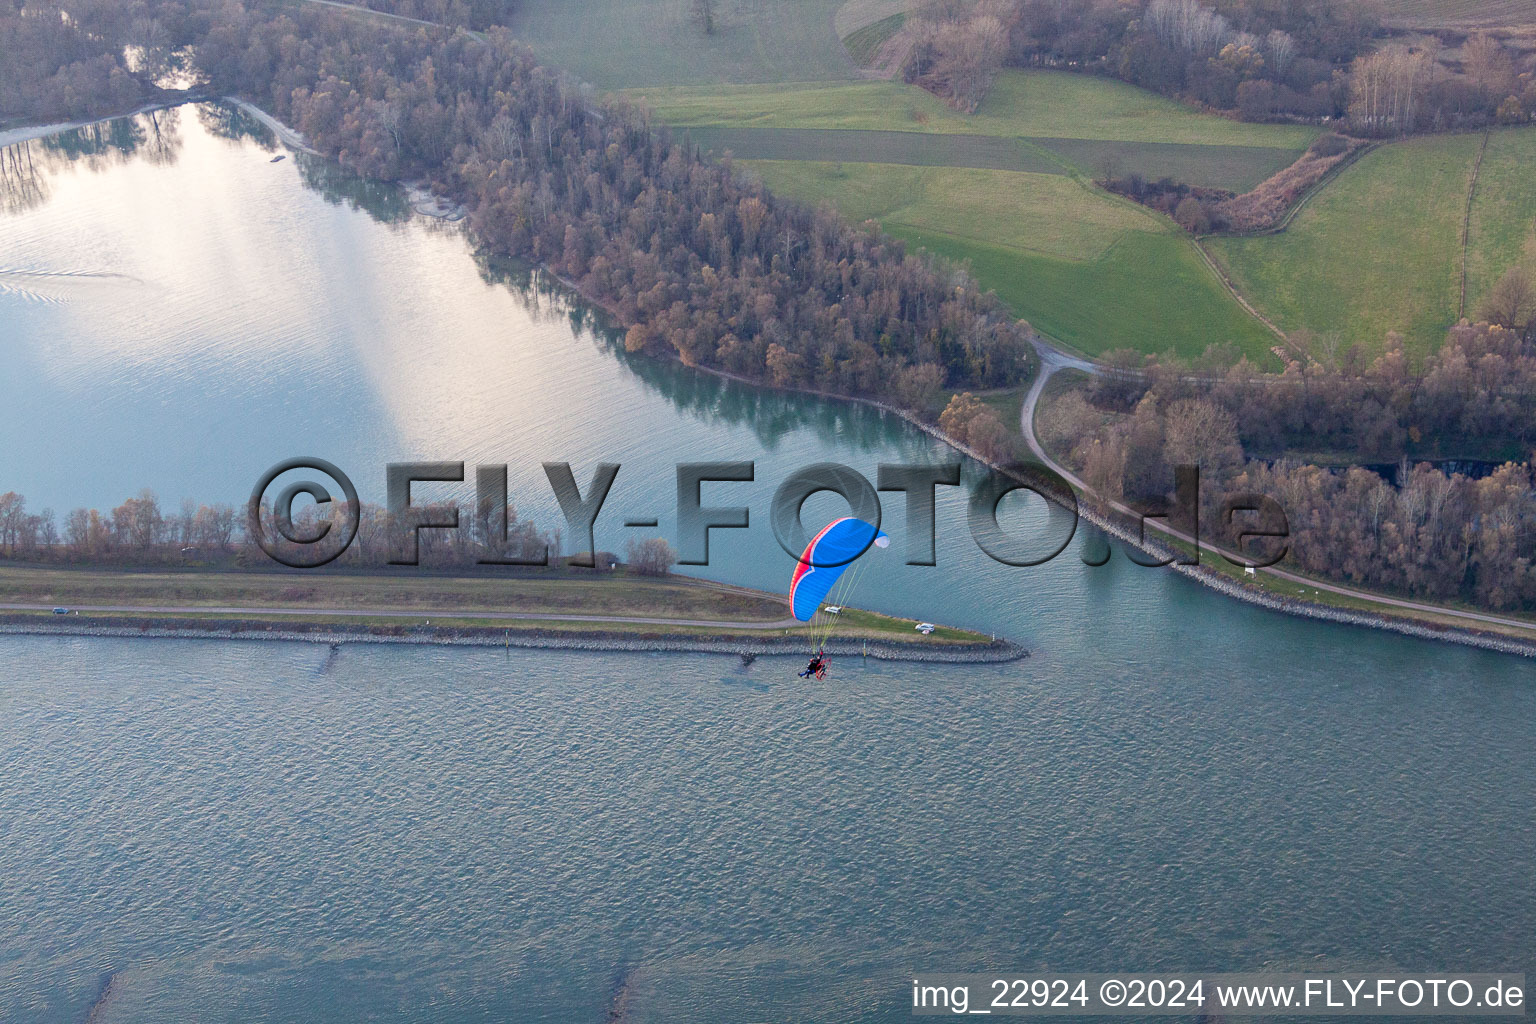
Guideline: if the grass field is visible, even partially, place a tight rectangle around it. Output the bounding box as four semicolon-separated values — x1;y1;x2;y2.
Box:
749;159;1279;357
1465;128;1536;316
634;68;1318;356
638;72;1318;148
506;0;856;89
644;68;1311;358
1206;128;1536;357
842;11;905;66
682;127;1067;174
1379;0;1536;25
686;126;1303;191
0;566;995;644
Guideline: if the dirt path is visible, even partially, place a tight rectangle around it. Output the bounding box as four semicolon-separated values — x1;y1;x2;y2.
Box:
1459;129;1491;319
2;601;801;629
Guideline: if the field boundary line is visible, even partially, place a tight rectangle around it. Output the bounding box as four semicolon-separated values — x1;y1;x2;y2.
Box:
1189;236;1288;354
1459;129;1491;319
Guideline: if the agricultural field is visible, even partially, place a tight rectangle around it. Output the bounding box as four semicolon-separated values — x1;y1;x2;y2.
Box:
505;0;857;89
1206;127;1536;358
679;127;1067;174
638;72;1317;148
660;72;1316;190
639;69;1311;357
841;12;905;67
1378;0;1536;27
749;160;1280;358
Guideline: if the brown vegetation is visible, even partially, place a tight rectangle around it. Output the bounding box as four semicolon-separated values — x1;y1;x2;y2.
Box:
1210;131;1364;232
938;391;1015;463
625;537;679;576
1041;319;1536;610
1101;133;1364;234
0;0;172;124
902;0;1013;111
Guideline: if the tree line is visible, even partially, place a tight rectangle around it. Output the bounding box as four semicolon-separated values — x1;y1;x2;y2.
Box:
0;486;560;568
896;0;1536;132
1037;309;1536;612
0;483;680;575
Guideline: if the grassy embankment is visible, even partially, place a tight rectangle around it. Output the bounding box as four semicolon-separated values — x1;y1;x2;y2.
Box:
1205;127;1536;359
0;566;992;645
631;71;1315;361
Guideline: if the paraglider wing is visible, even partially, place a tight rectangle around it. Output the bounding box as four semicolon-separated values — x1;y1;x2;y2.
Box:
789;517;889;622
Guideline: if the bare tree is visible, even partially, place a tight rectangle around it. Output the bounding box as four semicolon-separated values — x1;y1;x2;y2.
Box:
1265;29;1295;79
689;0;716;36
1462;32;1514;99
1479;266;1536;331
626;537;678;576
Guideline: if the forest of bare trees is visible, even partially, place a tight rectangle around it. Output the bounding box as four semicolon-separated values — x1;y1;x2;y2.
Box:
899;0;1535;131
0;0;189;122
1038;310;1536;611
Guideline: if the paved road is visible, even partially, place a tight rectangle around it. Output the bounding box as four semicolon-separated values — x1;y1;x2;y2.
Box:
1018;341;1536;637
294;0;487;40
1;602;801;630
295;0;443;30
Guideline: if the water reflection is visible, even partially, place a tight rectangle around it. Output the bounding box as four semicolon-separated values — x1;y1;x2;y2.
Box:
0;100;990;518
0;102;415;224
475;254;923;455
196;102;277;148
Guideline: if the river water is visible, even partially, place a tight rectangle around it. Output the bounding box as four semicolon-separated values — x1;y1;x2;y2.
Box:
0;106;1531;1023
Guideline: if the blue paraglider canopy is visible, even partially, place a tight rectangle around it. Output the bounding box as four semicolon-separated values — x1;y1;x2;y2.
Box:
789;517;889;622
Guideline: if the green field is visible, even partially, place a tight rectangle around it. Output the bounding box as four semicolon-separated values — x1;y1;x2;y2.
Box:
1465;128;1536;315
842;12;905;66
1206;128;1536;357
641;68;1310;358
682;127;1068;174
637;72;1318;147
506;0;857;89
749;159;1280;358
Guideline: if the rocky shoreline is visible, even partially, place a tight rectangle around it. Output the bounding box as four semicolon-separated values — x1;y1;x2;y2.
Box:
1076;498;1536;660
0;615;1028;664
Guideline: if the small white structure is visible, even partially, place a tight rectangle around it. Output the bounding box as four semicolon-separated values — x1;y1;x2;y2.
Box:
1244;566;1256;576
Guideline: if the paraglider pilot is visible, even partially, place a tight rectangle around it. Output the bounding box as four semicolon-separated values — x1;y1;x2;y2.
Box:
799;650;827;680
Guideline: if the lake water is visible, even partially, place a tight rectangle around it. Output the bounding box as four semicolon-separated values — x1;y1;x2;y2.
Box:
1;106;1532;1023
